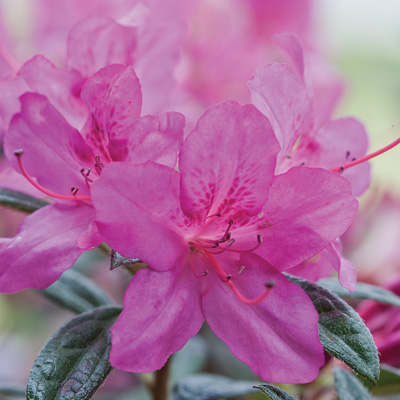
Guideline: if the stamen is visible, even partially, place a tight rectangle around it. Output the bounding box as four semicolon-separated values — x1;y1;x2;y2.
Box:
95;155;104;174
204;252;274;305
331;136;400;173
227;279;274;305
221;219;234;241
237;266;245;275
206;213;222;219
71;187;79;195
223;234;262;254
14;149;91;201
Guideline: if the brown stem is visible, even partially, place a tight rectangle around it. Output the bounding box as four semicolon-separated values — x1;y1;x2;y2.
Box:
151;357;171;400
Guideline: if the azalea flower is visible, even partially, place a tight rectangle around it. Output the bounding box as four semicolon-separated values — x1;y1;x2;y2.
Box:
0;64;184;293
357;275;400;368
248;34;371;290
92;100;358;383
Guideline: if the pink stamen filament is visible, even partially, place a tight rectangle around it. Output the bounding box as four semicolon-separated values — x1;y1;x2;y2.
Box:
14;150;91;201
202;251;273;305
330;136;400;173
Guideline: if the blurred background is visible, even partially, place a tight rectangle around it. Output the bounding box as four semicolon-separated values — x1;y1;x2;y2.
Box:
0;0;399;398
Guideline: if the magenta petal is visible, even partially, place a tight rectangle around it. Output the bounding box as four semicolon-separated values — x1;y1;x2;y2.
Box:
0;203;96;293
180;101;279;220
92;162;189;271
80;65;142;158
67;16;138;78
202;253;324;383
4;93;94;196
248;63;313;164
123;112;184;167
110;265;204;372
259;167;358;270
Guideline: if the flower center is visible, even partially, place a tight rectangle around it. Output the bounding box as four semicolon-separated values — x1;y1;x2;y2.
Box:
188;218;274;305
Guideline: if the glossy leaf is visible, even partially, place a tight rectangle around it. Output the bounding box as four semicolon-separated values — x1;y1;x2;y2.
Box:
27;305;121;400
172;374;256;400
255;383;296;400
287;275;380;384
40;268;112;314
0;187;48;213
318;278;400;307
334;367;373;400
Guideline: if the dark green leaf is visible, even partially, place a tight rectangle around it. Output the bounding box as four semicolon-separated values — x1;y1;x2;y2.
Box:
286;275;380;384
172;374;256;400
318;278;400;307
255;384;296;400
0;187;48;213
40;269;112;314
362;365;400;395
27;305;122;400
0;383;26;397
334;367;373;400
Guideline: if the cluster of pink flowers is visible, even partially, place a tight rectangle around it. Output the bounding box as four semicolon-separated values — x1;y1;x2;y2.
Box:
1;0;395;384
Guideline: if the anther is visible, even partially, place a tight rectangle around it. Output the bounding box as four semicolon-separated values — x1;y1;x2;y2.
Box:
14;149;91;201
203;270;209;277
265;280;275;289
226;274;232;281
237;266;245;275
257;234;262;244
346;151;350;159
206;213;222;219
300;162;305;166
338;166;344;174
71;187;79;195
95;155;104;174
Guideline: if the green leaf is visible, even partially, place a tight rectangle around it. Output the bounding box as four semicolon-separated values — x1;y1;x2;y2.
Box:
318;278;400;307
286;275;380;384
27;305;122;400
363;365;400;396
0;187;48;213
255;384;296;400
172;374;257;400
334;367;374;400
40;269;112;314
0;383;26;397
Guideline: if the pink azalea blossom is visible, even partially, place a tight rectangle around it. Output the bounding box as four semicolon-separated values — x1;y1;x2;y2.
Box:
247;34;371;291
0;65;184;293
357;276;400;368
92;100;358;383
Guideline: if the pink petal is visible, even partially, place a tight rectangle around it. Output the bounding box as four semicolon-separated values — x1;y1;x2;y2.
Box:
202;252;324;383
92;162;189;271
180;101;279;220
0;203;96;293
110;265;204;372
248;63;313;165
80;65;142;160
67;16;138;78
4;93;94;196
283;117;370;196
18;55;87;129
123;112;184;168
258;167;358;270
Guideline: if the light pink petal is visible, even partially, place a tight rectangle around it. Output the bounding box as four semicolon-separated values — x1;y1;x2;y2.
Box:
123;111;184;167
18;55;87;129
110;264;204;372
273;33;306;81
202;252;324;383
4;93;95;196
67;16;138;78
0;203;95;293
257;167;358;270
134;0;189;114
80;65;142;160
248;63;313;165
284;117;370;196
180;101;279;220
332;239;357;292
92;162;189;272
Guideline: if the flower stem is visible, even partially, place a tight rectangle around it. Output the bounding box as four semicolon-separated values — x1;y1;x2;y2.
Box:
150;357;171;400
